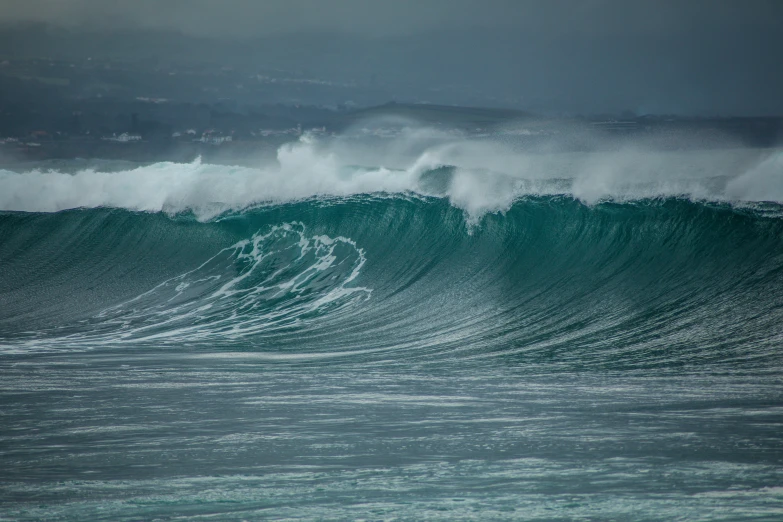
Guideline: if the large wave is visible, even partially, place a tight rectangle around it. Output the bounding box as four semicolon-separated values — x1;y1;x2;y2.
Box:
1;134;782;369
1;197;782;371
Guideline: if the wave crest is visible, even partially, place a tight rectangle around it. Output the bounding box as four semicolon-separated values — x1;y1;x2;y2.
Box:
0;135;781;221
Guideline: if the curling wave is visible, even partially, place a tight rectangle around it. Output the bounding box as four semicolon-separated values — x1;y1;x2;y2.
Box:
1;190;782;371
2;135;783;368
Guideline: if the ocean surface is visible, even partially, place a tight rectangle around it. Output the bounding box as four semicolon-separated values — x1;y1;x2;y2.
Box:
1;136;783;520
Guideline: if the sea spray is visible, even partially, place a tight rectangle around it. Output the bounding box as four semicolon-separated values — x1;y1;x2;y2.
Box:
0;134;779;221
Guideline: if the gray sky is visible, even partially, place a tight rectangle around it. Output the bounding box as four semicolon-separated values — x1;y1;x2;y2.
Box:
2;0;780;38
2;0;782;115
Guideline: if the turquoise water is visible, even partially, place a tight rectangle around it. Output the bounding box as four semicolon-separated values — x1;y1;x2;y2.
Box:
1;146;783;519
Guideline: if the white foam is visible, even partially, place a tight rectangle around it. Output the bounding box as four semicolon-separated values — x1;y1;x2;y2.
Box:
0;132;780;221
1;223;371;352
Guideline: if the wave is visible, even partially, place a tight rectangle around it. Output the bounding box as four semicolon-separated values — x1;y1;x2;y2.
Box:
1;135;782;368
0;135;781;221
1;192;782;371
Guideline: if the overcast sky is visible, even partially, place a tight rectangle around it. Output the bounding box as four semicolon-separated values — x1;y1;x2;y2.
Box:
2;0;782;115
2;0;780;38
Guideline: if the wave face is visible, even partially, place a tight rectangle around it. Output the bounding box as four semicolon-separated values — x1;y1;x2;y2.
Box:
1;190;782;370
2;140;783;520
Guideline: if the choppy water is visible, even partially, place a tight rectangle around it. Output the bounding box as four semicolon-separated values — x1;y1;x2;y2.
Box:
1;137;783;520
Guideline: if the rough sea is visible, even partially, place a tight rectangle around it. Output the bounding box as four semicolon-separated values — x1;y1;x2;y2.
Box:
1;134;782;520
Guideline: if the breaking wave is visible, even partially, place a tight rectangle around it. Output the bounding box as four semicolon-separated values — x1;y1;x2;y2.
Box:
0;136;782;370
